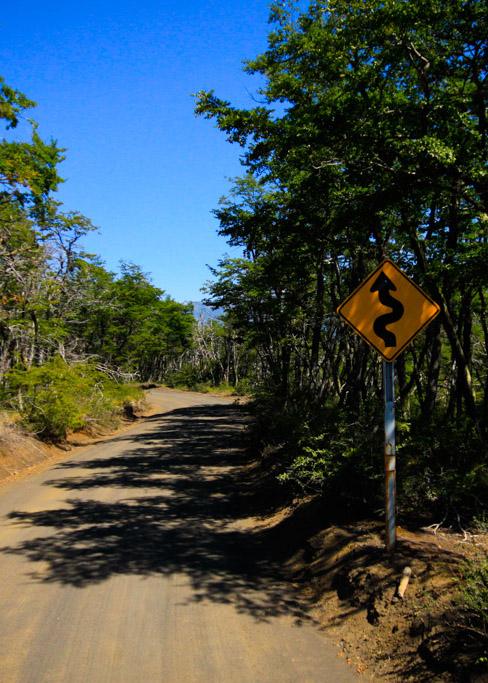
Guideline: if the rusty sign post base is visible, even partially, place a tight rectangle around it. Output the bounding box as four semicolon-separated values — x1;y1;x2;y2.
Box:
384;360;396;552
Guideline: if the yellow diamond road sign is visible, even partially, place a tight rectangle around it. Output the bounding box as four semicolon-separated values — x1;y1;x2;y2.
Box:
337;259;441;361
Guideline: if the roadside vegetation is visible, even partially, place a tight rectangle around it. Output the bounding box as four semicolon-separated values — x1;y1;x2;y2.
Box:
193;0;488;675
194;0;487;527
3;357;143;441
0;74;252;438
0;0;487;675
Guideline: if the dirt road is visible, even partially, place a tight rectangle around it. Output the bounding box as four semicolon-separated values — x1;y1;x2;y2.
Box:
0;389;356;683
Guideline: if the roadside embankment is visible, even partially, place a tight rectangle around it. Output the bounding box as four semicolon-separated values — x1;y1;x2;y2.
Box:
0;416;53;482
247;485;488;681
0;396;148;486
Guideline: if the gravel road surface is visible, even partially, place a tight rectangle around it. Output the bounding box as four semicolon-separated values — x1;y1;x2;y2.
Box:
0;389;357;683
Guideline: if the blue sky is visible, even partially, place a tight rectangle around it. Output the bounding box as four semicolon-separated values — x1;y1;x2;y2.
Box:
1;0;276;301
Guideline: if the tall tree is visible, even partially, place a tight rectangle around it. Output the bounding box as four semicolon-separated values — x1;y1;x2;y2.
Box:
196;0;487;508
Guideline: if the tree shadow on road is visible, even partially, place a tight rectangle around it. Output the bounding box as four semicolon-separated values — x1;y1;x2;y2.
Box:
1;403;313;625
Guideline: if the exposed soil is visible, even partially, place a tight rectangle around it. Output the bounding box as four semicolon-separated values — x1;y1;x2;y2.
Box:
247;484;488;682
0;421;53;481
0;399;156;486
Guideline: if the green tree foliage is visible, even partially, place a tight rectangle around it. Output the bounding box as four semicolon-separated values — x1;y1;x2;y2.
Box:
74;262;194;380
0;76;63;217
0;76;195;439
196;0;488;517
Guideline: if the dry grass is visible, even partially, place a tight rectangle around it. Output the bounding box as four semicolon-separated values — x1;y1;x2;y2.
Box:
0;412;52;481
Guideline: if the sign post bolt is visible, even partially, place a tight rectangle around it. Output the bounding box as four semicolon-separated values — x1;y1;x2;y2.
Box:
384;360;396;552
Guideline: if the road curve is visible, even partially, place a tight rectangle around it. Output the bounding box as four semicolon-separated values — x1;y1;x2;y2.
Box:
0;388;356;683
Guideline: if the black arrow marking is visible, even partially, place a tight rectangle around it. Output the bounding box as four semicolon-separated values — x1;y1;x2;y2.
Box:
370;271;405;347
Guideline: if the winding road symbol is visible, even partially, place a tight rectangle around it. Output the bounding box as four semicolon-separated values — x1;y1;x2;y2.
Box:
370;271;405;348
336;258;441;361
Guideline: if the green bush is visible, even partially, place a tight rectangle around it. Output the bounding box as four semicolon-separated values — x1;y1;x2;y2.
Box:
165;363;200;389
165;364;238;395
5;356;143;441
398;416;488;523
460;553;488;647
255;387;487;523
277;405;383;507
247;389;384;510
234;377;253;396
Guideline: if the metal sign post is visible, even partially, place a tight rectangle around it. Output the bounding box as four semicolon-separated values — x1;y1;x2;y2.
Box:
383;361;396;551
337;258;441;553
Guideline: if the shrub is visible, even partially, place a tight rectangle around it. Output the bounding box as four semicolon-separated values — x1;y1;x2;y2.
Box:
165;364;238;395
165;363;200;389
277;405;383;508
398;416;488;524
5;356;143;441
248;388;384;510
461;554;488;637
234;378;253;396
